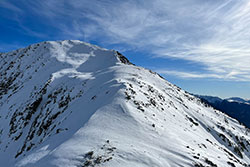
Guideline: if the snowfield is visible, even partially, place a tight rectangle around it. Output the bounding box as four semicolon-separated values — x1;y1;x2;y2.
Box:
0;40;249;167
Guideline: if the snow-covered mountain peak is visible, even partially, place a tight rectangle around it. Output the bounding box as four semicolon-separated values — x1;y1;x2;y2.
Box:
4;40;128;69
0;41;250;167
1;39;131;83
48;40;115;68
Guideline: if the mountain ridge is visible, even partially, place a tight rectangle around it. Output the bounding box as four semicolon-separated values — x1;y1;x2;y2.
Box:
0;40;250;167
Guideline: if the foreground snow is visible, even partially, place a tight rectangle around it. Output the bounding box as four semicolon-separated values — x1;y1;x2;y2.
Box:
0;40;249;167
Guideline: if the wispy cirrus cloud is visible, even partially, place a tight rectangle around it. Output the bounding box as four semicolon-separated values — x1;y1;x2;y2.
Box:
0;1;22;13
156;70;224;80
1;0;250;81
154;1;250;81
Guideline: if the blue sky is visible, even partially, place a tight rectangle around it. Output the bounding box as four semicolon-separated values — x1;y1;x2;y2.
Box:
0;0;250;99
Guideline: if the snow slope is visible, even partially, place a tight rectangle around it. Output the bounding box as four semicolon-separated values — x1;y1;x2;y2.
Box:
0;40;249;167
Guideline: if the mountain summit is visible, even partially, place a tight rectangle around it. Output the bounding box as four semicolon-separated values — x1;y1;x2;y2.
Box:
0;40;249;167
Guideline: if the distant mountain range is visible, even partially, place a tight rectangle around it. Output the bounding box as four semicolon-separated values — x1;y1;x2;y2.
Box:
196;95;250;128
226;97;250;105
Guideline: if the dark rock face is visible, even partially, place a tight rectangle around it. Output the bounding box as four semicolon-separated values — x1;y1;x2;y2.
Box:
115;51;134;65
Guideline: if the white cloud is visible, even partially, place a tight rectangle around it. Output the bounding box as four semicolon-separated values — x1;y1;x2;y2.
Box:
2;0;250;81
156;69;250;81
0;1;22;13
156;70;223;79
